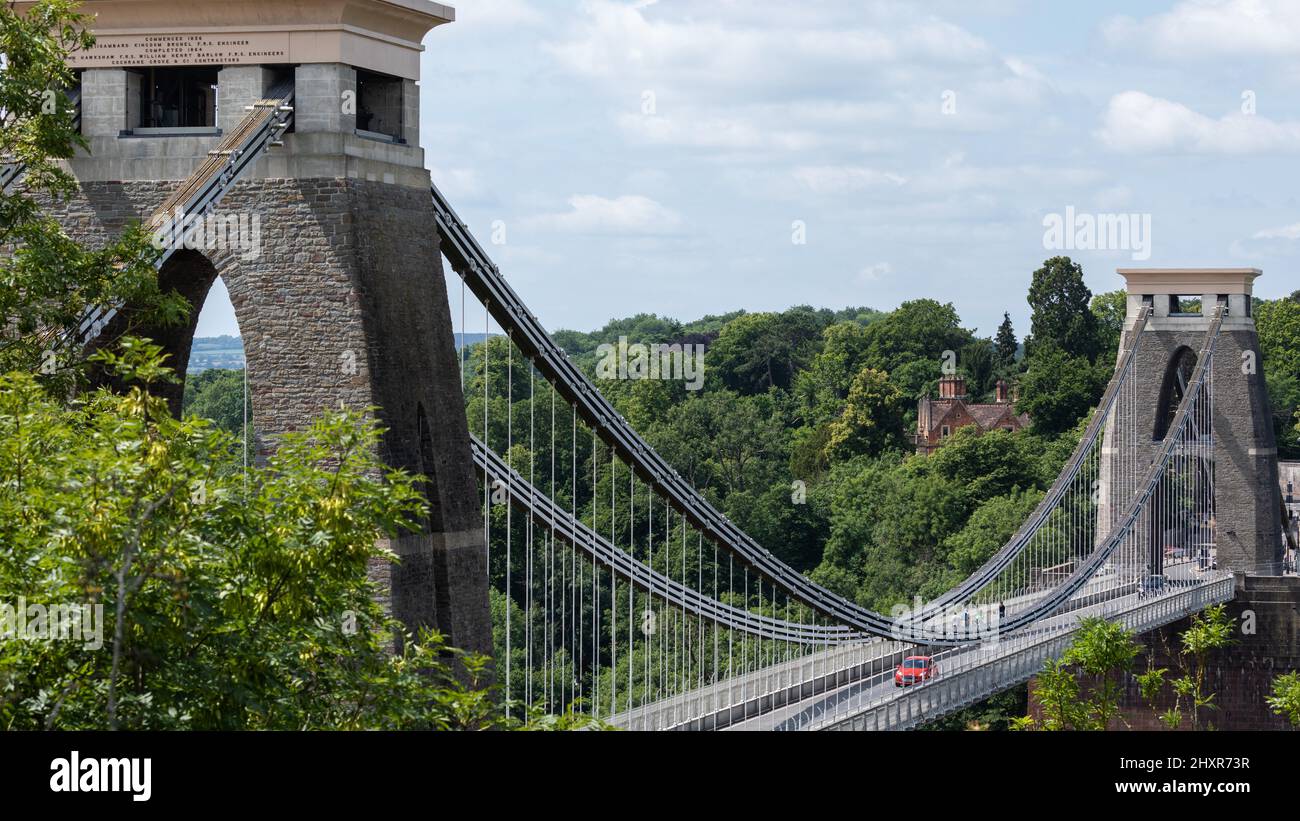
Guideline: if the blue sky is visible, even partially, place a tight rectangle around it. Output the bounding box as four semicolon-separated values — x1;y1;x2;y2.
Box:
197;0;1300;341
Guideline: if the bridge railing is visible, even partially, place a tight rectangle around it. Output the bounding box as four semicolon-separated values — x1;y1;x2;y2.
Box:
809;572;1235;731
606;637;905;731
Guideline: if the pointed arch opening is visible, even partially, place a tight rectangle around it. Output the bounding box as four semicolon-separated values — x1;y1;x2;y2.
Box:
183;271;252;446
1154;345;1197;442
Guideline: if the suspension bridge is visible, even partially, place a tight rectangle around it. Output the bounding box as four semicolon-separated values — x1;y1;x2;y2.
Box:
10;0;1292;730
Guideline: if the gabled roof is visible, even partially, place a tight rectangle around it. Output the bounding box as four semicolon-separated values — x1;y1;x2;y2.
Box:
921;398;1028;436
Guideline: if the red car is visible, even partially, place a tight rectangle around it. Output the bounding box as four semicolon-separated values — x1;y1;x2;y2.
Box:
894;655;936;687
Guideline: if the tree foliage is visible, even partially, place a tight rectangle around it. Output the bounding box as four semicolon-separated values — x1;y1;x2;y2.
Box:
706;309;822;394
1268;671;1300;728
823;367;907;461
1;343;514;729
1015;617;1139;731
995;312;1018;369
1256;297;1300;458
0;1;186;386
182;368;250;439
1090;289;1127;364
1016;344;1109;437
1026;256;1102;362
1136;604;1234;730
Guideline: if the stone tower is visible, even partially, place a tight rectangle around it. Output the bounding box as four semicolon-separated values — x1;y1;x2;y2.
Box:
1115;268;1283;576
33;0;491;655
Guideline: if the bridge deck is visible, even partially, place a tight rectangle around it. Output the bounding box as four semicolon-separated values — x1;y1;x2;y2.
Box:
744;573;1235;731
610;572;1234;731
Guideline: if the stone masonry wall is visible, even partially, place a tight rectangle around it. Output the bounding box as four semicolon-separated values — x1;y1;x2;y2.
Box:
41;177;492;657
1116;575;1300;730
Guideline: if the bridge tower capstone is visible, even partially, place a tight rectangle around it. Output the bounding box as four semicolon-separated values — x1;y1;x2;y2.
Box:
1116;268;1283;576
34;0;492;656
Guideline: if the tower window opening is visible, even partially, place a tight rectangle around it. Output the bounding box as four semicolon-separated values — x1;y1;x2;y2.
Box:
1169;295;1203;316
129;66;219;131
355;69;404;142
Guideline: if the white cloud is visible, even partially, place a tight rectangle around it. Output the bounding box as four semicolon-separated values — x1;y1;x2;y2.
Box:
858;262;893;282
1096;91;1300;154
617;112;820;152
793;166;907;195
458;0;545;27
1230;221;1300;259
523;194;685;235
547;1;982;91
1253;222;1300;240
907;152;1101;194
546;0;1051;152
1104;0;1300;59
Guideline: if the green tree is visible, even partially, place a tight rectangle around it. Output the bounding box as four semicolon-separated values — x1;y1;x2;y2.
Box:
707;309;822;394
1134;604;1234;730
1064;617;1140;729
182;368;250;438
861;298;973;377
0;1;184;385
887;358;943;407
706;390;790;495
1025;256;1102;362
1016;617;1140;730
994;312;1018;369
0;343;520;729
1017;658;1089;731
1175;604;1233;729
644;389;789;498
859;468;968;607
943;488;1043;576
1256;298;1300;458
723;480;828;572
823;367;907;462
1090;289;1127;363
928;426;1038;504
958;339;997;400
1256;298;1300;374
793;321;873;423
1267;671;1300;728
1017;344;1109;436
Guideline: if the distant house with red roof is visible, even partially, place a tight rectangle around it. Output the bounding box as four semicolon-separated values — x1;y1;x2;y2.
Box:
914;375;1030;455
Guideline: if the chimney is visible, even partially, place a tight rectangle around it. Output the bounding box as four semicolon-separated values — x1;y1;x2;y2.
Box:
938;374;966;400
996;379;1009;404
